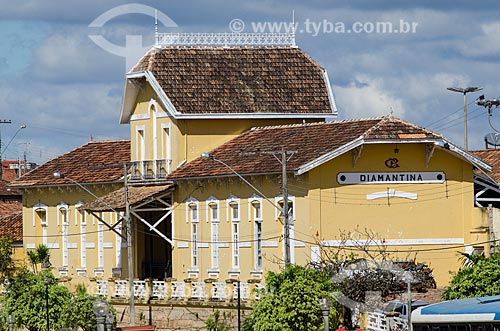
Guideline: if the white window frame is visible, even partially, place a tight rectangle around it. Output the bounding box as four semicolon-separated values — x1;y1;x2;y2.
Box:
191;222;199;269
227;195;240;269
161;123;171;173
97;213;104;268
115;212;123;268
135;125;145;161
232;222;240;269
75;202;86;269
186;197;199;223
249;196;263;270
207;197;220;269
57;203;69;267
33;203;48;245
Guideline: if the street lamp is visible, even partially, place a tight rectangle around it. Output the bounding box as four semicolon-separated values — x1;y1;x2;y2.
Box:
53;172;136;326
447;86;482;150
44;277;50;331
319;298;332;331
105;313;114;331
201;153;292;265
92;299;110;331
7;314;14;331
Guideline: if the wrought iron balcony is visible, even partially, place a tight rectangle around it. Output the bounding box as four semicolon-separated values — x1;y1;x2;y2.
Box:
130;159;172;181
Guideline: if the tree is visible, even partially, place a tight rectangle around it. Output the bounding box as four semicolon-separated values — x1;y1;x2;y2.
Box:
0;237;15;277
1;268;71;331
27;244;51;274
205;310;231;331
66;284;116;331
310;228;436;329
248;265;340;331
443;252;500;300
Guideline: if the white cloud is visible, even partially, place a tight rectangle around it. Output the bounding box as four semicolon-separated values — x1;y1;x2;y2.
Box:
456;22;500;57
333;75;406;119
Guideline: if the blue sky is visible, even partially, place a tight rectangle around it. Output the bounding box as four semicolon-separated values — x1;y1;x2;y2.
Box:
1;1;500;164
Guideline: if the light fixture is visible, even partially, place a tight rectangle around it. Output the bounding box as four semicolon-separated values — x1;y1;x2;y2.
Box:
93;299;110;331
447;86;482;150
319;298;332;331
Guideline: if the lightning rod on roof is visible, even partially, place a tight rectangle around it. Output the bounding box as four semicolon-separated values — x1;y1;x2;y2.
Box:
154;9;159;46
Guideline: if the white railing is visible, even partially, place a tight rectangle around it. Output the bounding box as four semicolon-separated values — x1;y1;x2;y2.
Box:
171;281;186;299
91;279;264;302
212;282;228;300
130;159;171;181
156;32;296;47
367;312;408;331
96;279;108;296
152;280;166;299
114;280;127;297
134;280;147;298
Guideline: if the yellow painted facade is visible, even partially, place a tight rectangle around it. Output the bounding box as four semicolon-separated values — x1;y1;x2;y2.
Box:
172;142;489;286
21;184;126;289
129;85;323;168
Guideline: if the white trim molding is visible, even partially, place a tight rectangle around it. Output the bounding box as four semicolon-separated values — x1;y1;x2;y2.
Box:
321;238;465;247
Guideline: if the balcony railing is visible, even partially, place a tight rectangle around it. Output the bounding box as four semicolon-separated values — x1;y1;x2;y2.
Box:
90;278;265;303
130;159;172;181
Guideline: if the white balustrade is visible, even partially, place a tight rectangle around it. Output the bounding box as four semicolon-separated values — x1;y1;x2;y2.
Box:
96;279;108;296
114;280;127;297
233;282;249;300
171;281;186;299
191;281;207;299
212;282;228;300
151;280;166;299
133;280;147;298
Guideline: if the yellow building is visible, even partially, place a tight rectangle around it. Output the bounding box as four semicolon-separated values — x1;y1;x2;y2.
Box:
11;140;130;286
9;34;499;303
167;116;492;285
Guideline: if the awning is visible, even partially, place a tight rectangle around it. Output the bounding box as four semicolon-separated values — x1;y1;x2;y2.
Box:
82;184;175;212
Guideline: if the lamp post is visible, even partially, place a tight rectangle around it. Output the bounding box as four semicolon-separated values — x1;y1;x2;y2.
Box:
44;277;50;331
447;86;482;150
319;298;331;331
201;153;292;265
105;313;114;331
53;171;135;326
402;271;414;331
93;299;110;331
7;314;14;331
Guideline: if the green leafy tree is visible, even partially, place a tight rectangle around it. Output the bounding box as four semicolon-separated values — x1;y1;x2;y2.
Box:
66;284;116;331
205;310;231;331
443;252;500;300
249;265;340;331
0;237;15;277
27;244;51;274
1;268;71;331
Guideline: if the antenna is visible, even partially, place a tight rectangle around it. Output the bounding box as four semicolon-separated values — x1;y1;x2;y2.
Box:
291;9;296;47
485;132;500;148
154;9;159;46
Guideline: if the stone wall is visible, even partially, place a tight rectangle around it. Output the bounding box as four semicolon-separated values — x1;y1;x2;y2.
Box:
114;302;252;331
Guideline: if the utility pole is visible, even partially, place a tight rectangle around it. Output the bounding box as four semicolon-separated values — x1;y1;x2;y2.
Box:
124;164;135;326
0;120;12;180
261;147;296;266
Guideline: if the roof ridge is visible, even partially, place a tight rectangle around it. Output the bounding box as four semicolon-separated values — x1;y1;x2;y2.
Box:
250;117;384;131
361;115;442;139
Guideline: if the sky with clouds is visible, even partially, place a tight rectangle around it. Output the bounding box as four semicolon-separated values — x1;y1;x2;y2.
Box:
1;0;500;165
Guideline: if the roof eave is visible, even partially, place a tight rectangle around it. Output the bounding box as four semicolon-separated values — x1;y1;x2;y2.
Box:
297;137;493;176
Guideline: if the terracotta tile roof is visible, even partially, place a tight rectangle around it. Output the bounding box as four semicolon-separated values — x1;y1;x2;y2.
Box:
10;140;131;188
168;116;442;179
0;210;22;241
0;201;21;217
83;184;175;212
0;180;20;196
471;149;500;182
130;47;333;115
